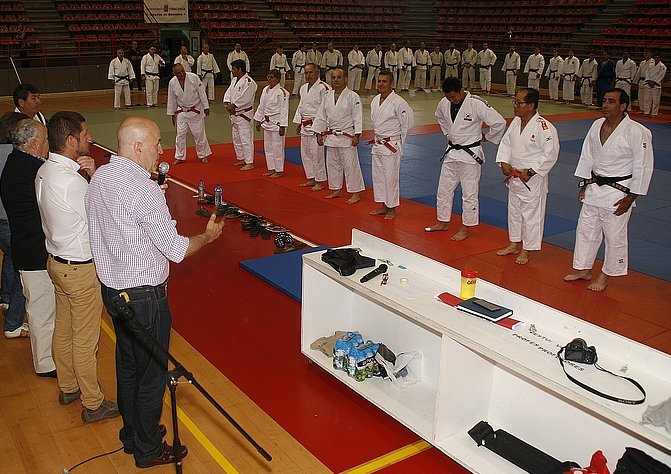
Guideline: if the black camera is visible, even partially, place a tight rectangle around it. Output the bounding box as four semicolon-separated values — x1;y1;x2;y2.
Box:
563;338;597;364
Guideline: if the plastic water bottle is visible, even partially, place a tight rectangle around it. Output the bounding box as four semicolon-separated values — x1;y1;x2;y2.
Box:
197;179;205;204
214;183;223;207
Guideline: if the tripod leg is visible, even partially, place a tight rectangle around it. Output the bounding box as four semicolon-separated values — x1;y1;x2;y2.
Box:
169;377;184;474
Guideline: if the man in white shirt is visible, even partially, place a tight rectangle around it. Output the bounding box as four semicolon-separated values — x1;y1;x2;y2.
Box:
444;43;460;80
197;43;220;102
227;43;250;81
615;51;637;96
270;46;289;88
347;44;366;92
643;53;666;118
292;44;307;96
293;63;330;191
108;48;135;109
173;45;194;73
565;89;653;291
544;49;563;101
223;59;258;171
425;77;506;240
414;42;431;92
365;44;383;94
321;43;343;85
369;71;415;220
398;40;414;92
502;46;520;96
524;47;545;90
495;89;559;265
312;66;364;204
254;70;289;178
384;43;399;87
36;111;121;422
478;42;497;94
167;64;211;165
12;83;47;124
141;45;165;107
429;46;443;90
560;50;580;103
461;41;477;91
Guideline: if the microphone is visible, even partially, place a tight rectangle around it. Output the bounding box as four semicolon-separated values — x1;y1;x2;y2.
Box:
157;161;170;185
359;263;388;283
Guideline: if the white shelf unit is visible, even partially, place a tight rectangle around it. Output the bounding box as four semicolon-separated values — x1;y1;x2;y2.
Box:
301;229;671;473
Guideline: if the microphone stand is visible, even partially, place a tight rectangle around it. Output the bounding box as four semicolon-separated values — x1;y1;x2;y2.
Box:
112;293;272;473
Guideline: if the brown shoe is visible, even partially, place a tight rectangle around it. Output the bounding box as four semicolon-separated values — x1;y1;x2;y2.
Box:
135;441;188;468
124;424;168;454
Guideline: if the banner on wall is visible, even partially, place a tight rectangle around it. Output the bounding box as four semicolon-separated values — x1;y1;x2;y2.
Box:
144;0;189;24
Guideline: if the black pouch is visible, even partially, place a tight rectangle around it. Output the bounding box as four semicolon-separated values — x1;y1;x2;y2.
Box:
321;248;375;276
614;447;671;474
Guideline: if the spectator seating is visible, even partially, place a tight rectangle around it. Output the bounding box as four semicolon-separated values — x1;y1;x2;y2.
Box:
599;0;670;51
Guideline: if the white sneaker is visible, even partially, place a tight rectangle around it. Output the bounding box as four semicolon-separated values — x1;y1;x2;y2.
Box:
4;322;29;338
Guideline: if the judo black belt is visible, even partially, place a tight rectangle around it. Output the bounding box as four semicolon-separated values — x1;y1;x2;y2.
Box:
416;62;427;66
202;69;214;77
563;73;575;79
529;68;539;73
369;64;381;70
349;65;362;70
446;62;458;66
277;66;286;71
549;69;558;78
145;71;160;77
296;65;305;73
639;76;646;81
581;76;592;85
441;140;482;165
579;172;632;194
616;77;631;83
505;68;517;72
115;75;130;83
468;421;580;474
480;65;491;69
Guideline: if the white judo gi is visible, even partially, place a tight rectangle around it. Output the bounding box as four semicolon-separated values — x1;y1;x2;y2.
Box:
461;48;478;90
223;73;258;165
644;60;666;117
615;58;637;96
434;92;506;226
478;48;497;93
174;54;194;73
544;55;563;100
270;53;289;88
398;47;414;91
560;56;580;101
197;52;220;101
293;80;331;182
347;49;365;91
292;49;306;95
524;53;545;90
370;91;414;209
444;48;461;79
502;52;520;96
636;58;654;114
496;113;559;250
414;48;431;90
254;84;289;173
578;58;598;106
141;52;164;107
365;49;383;90
429;51;443;89
167;72;212;162
572;115;654;276
108;56;135;109
312;87;365;194
384;49;399;86
307;49;322;70
227;50;251;81
321;49;343;84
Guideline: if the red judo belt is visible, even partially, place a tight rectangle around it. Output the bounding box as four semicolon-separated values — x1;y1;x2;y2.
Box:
365;136;399;153
301;118;314;127
322;129;354;139
175;106;201;115
235;106;253;122
503;169;531;191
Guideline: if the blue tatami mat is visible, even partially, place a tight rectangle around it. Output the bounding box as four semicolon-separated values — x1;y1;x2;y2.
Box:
239;246;330;302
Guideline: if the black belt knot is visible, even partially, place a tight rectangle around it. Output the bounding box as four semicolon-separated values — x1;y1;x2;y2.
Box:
579;172;632;194
442;140;483;164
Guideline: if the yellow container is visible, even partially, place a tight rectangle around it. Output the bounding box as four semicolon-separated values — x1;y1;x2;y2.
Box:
460;269;478;300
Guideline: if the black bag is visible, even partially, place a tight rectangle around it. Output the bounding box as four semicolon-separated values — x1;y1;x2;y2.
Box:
614;447;671;474
321;248;376;276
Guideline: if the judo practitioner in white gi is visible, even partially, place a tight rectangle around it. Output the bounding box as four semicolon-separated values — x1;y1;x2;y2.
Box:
478;42;497;94
270;46;289;88
544;49;563;101
643;53;666;118
174;45;194;73
444;43;461;80
292;44;307;95
312;66;365;204
398;40;414;92
578;52;598;106
368;71;415;220
227;43;251;82
462;42;478;91
496;88;559;264
224;59;258;171
615;51;637;96
321;43;343;85
293;63;330;191
254;69;289;178
197;43;220;102
429;46;443;90
426;77;506;240
365;44;383;94
384;43;399;88
565;88;654;291
141;45;164;107
307;43;323;76
560;50;580;103
524;47;545;90
108;49;135;109
502;46;520;96
414;42;431;91
347;44;365;91
635;49;653;115
167;64;212;164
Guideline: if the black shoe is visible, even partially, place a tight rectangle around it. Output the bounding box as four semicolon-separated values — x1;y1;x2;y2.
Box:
135;441;188;468
124;424;168;454
37;369;57;378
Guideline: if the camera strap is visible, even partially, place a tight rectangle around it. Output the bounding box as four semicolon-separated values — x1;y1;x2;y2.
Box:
557;346;646;405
